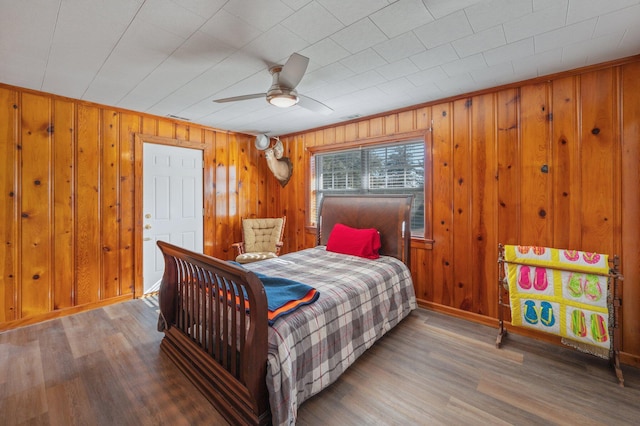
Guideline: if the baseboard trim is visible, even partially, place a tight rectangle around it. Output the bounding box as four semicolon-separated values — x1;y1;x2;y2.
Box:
619;351;640;368
0;294;133;332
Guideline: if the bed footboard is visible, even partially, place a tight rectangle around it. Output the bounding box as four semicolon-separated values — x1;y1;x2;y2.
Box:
156;241;271;425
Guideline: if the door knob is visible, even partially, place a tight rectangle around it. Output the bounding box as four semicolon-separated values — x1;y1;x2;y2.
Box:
145;213;152;219
145;224;152;230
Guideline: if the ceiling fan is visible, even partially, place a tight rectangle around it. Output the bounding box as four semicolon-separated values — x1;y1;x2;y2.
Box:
213;53;333;115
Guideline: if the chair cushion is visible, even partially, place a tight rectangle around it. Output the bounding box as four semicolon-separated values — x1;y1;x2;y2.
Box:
242;218;284;253
236;252;278;264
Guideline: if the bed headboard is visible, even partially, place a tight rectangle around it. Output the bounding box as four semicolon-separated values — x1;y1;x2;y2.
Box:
317;195;413;264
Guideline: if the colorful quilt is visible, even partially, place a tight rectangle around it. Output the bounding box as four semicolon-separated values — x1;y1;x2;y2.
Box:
504;245;611;351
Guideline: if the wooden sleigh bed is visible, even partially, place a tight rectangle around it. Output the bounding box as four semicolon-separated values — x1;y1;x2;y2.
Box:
156;195;416;425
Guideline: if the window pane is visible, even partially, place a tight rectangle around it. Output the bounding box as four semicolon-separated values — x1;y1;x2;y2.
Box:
319;151;362;190
367;143;424;190
411;191;425;236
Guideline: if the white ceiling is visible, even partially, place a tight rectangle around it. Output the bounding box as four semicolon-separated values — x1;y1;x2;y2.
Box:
2;0;639;136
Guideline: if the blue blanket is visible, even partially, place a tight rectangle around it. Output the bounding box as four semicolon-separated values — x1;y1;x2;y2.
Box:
229;261;319;325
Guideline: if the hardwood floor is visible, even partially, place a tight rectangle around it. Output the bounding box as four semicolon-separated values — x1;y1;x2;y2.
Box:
298;310;640;425
1;297;638;425
0;297;228;425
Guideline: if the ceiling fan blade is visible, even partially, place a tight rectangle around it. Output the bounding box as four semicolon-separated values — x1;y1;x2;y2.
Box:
213;93;265;103
298;94;333;115
278;53;309;89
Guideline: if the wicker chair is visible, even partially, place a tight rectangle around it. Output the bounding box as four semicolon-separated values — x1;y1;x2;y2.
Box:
231;216;286;264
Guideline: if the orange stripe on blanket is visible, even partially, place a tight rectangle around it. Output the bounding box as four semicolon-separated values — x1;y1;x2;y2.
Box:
268;288;319;324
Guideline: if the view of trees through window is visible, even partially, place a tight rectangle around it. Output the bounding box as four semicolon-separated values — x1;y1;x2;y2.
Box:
311;140;425;237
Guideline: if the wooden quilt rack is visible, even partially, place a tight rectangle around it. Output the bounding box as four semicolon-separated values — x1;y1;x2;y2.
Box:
496;243;624;387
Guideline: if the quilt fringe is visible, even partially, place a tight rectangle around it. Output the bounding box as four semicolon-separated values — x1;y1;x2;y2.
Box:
561;337;609;359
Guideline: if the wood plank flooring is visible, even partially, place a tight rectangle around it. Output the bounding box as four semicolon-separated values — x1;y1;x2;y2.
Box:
1;297;638;425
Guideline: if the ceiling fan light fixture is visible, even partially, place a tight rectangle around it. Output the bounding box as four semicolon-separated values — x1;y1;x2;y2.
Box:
267;92;299;108
212;53;333;114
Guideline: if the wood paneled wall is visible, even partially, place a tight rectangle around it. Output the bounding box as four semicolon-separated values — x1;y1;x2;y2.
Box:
0;85;267;330
1;57;639;365
272;57;640;364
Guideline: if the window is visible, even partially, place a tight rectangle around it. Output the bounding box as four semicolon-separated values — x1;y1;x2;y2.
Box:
310;139;425;238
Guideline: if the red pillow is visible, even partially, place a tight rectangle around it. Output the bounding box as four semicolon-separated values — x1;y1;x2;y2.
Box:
326;223;381;259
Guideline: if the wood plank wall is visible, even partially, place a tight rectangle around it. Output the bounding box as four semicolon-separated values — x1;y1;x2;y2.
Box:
1;57;639;365
0;86;267;330
272;57;640;365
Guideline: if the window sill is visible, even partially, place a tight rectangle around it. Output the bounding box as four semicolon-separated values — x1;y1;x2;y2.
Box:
411;238;434;250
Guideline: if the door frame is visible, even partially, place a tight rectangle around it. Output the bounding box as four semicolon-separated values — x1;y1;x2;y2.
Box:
133;133;213;298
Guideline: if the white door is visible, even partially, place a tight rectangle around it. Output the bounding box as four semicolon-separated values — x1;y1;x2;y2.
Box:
143;143;204;294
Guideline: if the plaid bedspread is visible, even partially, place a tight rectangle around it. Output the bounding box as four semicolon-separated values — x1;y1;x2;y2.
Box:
244;246;416;426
